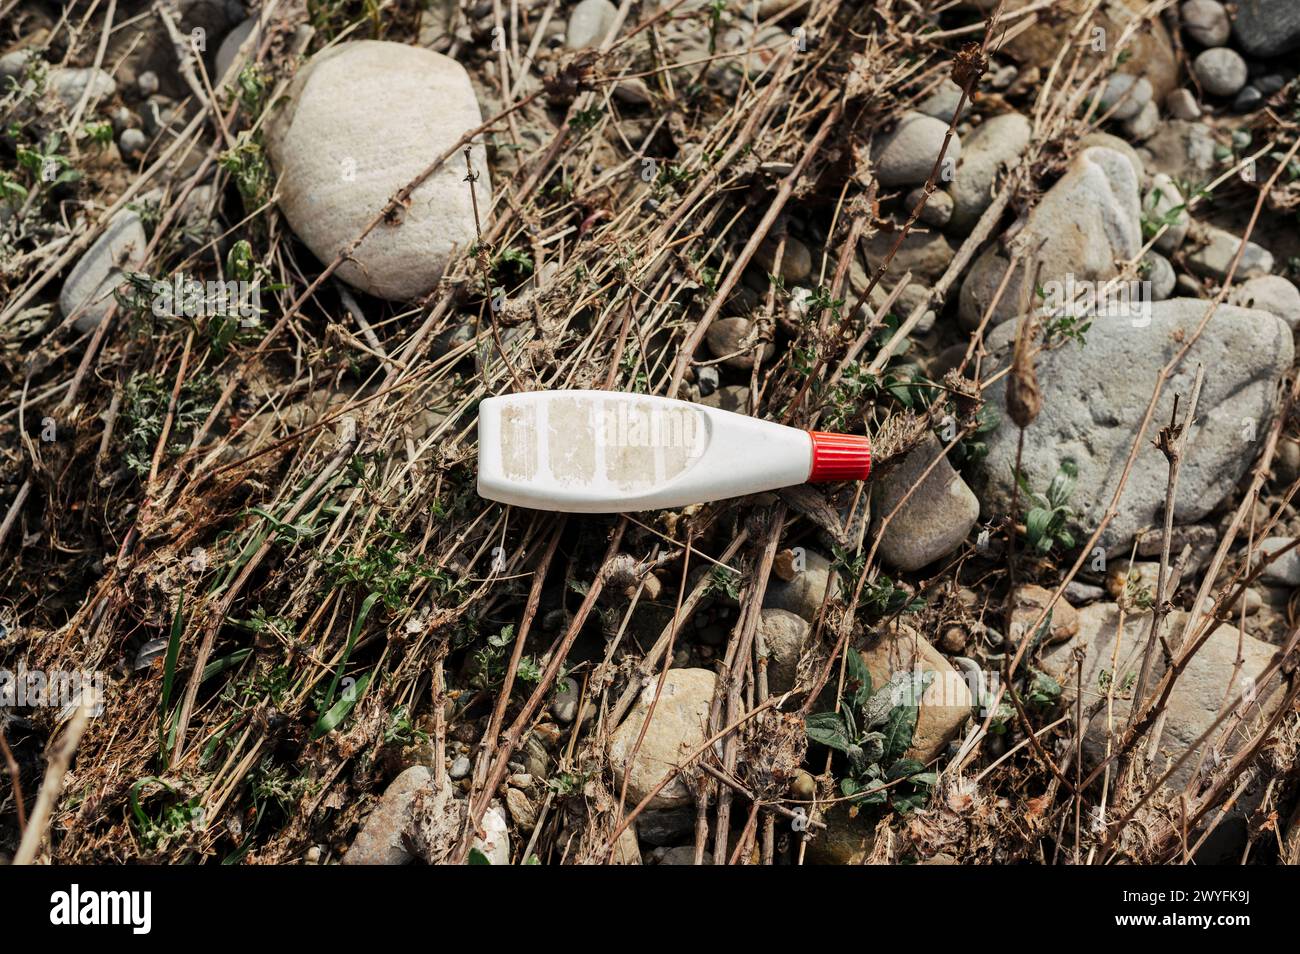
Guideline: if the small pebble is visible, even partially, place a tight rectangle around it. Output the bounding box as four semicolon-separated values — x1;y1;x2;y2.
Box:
1233;86;1264;112
695;365;719;397
989;64;1017;89
137;70;159;97
1166;88;1201;120
119;127;147;158
449;755;471;780
550;676;579;723
905;186;953;227
1099;73;1152;120
1144;252;1176;301
791;770;816;801
1193;47;1249;97
1255;73;1287;96
1123;99;1160;140
1181;0;1230;47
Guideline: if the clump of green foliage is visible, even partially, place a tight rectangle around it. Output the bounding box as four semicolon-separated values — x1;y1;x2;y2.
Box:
805;651;938;814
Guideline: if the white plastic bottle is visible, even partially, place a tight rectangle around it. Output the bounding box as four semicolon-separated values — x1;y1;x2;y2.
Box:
477;390;870;513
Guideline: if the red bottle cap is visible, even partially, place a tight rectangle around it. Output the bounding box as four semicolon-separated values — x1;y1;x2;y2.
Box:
806;432;872;483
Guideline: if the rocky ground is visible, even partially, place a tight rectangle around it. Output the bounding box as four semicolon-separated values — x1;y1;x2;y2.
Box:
2;0;1300;865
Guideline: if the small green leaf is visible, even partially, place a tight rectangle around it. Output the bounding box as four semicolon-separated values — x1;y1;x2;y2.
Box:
314;671;371;737
468;847;492;865
805;712;851;752
845;650;873;710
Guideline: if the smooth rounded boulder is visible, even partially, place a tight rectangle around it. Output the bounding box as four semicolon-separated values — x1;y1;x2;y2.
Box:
266;41;490;301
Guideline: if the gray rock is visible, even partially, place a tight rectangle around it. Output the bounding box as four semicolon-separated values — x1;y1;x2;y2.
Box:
697;384;750;413
1144;174;1189;253
1255;538;1300;585
872;111;961;188
863;227;955;283
1181;0;1231;46
1232;0;1300;58
873;432;979;572
0;50;35;83
1044;603;1283;792
1229;275;1300;330
948;112;1031;233
119;127;147;158
1193;47;1248;97
755;234;812;283
695;365;719;397
505;787;536;831
343;766;431;865
266;41;490;301
959;147;1141;329
759;608;811;694
1185;224;1274;282
705;316;774;370
973;299;1293;553
895;283;937;335
1123;99;1160;141
1078;131;1144;180
550;676;580;723
215;16;259;81
636;807;695;845
917;78;965;123
1233;86;1264;112
1145;252;1176;300
59;211;148;333
449;754;471;779
1166;88;1201;120
46;67;116;107
137;70;159;97
1255;72;1290;95
905;186;953;227
1143;120;1217;185
989;63;1017;89
1064;581;1107;604
1099;73;1152;120
608;668;717;810
566;0;617;50
763;549;839;622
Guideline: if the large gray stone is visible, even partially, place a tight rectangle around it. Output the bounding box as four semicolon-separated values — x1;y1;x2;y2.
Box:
759;608;811;695
972;299;1293;553
958;146;1141;329
1185;224;1274;282
1229;276;1300;330
873;432;979;572
266;41;490;301
60;210;148;333
1044;604;1282;792
948;112;1031;233
566;0;618;49
763;549;839;623
1143;120;1217;185
608;668;717;810
1232;0;1300;58
343;766;432;865
872;111;961;188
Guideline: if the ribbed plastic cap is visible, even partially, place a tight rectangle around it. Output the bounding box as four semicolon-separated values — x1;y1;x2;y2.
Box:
807;431;872;483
